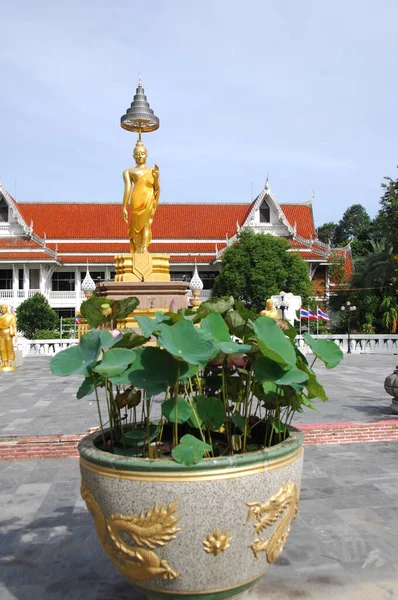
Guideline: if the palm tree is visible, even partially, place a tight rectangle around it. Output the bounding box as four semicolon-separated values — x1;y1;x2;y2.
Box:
381;296;398;333
353;238;396;293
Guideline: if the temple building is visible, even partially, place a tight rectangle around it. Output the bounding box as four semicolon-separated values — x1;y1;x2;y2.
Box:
0;179;352;317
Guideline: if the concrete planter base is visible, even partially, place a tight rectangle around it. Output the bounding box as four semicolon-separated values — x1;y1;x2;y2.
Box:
78;430;304;600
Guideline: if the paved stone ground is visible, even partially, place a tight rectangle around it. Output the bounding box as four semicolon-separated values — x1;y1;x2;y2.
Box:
0;354;396;436
0;442;397;599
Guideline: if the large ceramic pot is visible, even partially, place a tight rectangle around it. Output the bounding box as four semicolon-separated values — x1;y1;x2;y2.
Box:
78;429;304;600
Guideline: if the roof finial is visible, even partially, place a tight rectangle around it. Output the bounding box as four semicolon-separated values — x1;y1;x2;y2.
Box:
312;189;315;200
82;264;96;297
265;171;269;189
138;73;142;87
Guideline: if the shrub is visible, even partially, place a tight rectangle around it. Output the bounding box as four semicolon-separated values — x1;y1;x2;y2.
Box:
35;329;61;340
16;293;59;339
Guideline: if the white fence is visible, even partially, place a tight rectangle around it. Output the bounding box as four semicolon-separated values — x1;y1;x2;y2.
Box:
20;333;398;357
296;334;398;355
19;339;77;357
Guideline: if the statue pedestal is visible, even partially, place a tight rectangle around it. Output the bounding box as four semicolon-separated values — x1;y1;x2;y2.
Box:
115;253;170;282
97;281;190;329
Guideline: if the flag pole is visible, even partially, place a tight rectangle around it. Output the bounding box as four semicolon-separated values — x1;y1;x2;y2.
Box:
316;307;319;337
307;307;310;335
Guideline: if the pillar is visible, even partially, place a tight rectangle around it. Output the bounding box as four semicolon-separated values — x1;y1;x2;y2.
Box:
12;264;18;305
75;267;81;312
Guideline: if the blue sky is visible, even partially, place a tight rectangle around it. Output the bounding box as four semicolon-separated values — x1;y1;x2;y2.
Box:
1;0;397;228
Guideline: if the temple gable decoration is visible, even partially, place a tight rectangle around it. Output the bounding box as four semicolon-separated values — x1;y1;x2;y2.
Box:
243;179;293;237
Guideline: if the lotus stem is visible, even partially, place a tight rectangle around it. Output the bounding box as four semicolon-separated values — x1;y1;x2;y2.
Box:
92;374;106;449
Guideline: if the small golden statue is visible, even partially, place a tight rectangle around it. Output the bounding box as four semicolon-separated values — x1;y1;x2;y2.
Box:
260;298;280;319
0;302;17;372
122;139;160;254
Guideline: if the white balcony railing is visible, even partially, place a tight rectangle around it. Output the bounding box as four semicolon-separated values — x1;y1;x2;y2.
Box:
28;289;41;298
49;291;77;300
186;289;212;300
0;289;13;299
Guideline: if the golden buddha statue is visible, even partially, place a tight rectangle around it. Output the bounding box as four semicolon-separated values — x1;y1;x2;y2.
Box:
0;302;17;372
122;139;160;254
260;298;280;319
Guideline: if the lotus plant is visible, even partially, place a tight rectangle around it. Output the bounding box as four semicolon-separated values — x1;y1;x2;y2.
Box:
51;296;343;465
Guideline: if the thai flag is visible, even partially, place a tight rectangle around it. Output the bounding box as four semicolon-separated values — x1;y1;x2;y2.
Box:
300;308;309;319
75;316;80;324
308;308;318;320
317;306;330;321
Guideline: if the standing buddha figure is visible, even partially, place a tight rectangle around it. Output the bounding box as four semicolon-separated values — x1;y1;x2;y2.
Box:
122;139;160;255
0;303;17;371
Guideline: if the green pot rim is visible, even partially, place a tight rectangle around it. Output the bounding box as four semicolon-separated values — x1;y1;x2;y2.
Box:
78;427;303;474
135;573;263;599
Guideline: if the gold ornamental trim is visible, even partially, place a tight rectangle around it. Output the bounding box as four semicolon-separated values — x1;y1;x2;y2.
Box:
203;528;232;556
80;446;303;483
81;482;180;581
245;480;299;563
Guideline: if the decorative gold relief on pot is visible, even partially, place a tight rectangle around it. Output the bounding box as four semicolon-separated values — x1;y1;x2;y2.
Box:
245;481;299;563
81;482;180;581
203;528;232;556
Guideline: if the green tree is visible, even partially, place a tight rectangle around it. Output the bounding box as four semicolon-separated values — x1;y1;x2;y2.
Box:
317;222;337;245
212;229;312;312
329;238;397;333
16;293;59;339
376;171;398;252
334;204;372;245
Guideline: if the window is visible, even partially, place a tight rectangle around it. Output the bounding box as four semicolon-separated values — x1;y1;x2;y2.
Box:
201;271;219;290
18;269;24;290
170;271;192;282
0;199;8;223
54;308;76;318
0;269;12;290
80;271;105;283
29;269;40;290
52;272;75;291
259;201;270;223
110;271;116;280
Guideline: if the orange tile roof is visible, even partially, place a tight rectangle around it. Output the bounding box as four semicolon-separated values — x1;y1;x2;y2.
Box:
281;204;315;238
18;203;252;240
169;255;215;263
59;254;217;264
17;202;316;241
0;237;44;249
289;250;327;260
0;252;55;261
333;249;354;279
61;255;116;264
55;242;226;254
